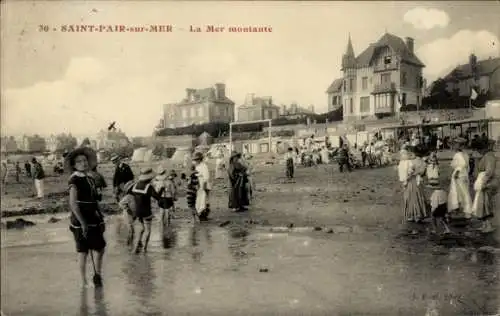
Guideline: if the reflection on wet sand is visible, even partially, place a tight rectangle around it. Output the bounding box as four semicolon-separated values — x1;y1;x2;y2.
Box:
122;254;159;314
79;287;109;316
396;231;498;315
189;224;213;263
227;225;250;269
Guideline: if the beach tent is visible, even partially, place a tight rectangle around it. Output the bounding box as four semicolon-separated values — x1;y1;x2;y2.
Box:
131;147;148;162
170;147;192;163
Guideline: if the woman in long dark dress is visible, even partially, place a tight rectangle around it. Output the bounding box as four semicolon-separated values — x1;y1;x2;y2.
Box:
228;152;249;212
66;147;106;287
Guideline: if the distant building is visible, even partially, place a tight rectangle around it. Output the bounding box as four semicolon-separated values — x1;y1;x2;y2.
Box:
280;103;316;119
443;55;500;98
335;32;425;122
96;129;129;150
237;94;280;122
0;136;18;153
161;83;235;128
13;135;47;153
326;78;343;112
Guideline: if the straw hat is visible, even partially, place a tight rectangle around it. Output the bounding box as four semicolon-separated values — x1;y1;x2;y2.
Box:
155;166;167;181
452;137;467;145
138;168;155;181
64;147;98;173
110;154;121;163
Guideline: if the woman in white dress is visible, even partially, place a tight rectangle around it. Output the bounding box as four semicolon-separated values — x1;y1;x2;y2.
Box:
214;146;226;179
447;138;472;218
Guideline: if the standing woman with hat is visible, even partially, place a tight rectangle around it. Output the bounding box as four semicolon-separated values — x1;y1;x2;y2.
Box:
65;147;106;287
228;151;250;212
129;168;163;253
471;140;498;233
398;146;429;223
447;137;472;218
192;151;211;220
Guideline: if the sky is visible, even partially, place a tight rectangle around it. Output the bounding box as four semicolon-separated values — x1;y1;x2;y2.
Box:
1;1;499;137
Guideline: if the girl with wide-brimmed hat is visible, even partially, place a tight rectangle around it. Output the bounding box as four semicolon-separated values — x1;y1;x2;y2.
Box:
128;167;163;253
65;146;105;287
471;139;498;233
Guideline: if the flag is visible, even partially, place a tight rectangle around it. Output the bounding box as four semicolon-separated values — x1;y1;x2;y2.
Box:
470;88;478;100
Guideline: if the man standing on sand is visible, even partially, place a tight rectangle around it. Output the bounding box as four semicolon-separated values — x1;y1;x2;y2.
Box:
32;158;45;198
15;161;21;182
24;160;32;178
111;154;135;202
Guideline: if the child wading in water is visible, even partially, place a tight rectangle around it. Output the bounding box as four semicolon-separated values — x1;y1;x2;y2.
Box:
118;181;138;247
128;168;162;253
284;147;295;179
152;167;177;233
428;181;451;235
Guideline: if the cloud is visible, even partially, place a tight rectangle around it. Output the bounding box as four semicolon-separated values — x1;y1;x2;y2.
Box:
403;7;450;30
417;29;499;81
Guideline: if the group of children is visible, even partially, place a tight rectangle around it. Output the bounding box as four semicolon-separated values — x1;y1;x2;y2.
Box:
118;160;210;253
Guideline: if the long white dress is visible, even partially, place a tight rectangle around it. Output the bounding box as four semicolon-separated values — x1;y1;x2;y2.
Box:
195;162;211;215
214;149;225;179
448;151;472;214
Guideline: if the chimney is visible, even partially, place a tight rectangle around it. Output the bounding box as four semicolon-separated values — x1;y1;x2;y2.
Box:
185;88;195;101
405;37;414;54
214;83;225;100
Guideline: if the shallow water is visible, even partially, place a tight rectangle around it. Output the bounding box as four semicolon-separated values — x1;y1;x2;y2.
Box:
1;217;499;316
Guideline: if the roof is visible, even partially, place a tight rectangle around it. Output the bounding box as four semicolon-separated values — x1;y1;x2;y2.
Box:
445;57;500;80
239;96;280;109
180;87;234;104
326;78;343;93
355;33;425;68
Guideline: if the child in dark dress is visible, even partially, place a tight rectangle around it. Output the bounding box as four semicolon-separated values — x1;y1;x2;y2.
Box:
428;182;451;234
66;147;105;287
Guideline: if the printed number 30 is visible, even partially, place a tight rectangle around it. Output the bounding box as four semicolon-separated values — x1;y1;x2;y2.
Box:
39;25;49;32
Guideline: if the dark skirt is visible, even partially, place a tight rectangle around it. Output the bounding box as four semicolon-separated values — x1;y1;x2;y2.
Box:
70;223;106;253
228;174;249;209
432;203;447;218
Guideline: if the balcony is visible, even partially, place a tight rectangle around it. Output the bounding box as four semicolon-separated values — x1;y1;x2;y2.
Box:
374;105;393;114
372;82;397;95
373;63;399;73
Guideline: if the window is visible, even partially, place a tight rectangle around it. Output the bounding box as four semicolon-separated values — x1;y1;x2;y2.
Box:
401;72;407;85
332;96;337;106
349;98;353;113
360;97;370;112
190;107;196;117
362;77;368;90
349;78;354;92
197;106;204;117
260;143;269;153
182;108;188;118
343;80;346;92
402;93;407;106
384;56;392;64
381;73;391;83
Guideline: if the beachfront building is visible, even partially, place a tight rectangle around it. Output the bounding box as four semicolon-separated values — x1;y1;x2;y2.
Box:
96;129;129;150
335;33;425;122
326;78;343;112
0;136;19;153
161;83;235;128
237;94;280;122
442;55;500;99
